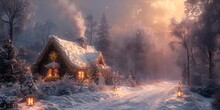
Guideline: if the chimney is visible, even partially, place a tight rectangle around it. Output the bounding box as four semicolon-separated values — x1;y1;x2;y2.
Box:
77;37;87;49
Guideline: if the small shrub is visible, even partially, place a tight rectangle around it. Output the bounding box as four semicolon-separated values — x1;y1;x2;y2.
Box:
0;83;20;96
37;74;80;96
0;95;18;109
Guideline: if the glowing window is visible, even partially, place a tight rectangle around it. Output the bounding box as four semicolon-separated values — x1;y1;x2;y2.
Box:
47;68;59;78
78;71;85;79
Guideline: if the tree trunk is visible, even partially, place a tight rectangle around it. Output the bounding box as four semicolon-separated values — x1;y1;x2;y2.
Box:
208;49;214;79
186;48;190;86
9;23;13;41
90;25;93;45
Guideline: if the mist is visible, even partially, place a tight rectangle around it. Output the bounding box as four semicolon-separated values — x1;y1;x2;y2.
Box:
14;0;185;80
1;1;220;109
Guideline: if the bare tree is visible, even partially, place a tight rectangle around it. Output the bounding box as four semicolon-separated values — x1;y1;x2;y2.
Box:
170;18;194;85
172;0;220;85
86;14;97;45
0;0;33;41
35;20;56;47
195;0;220;79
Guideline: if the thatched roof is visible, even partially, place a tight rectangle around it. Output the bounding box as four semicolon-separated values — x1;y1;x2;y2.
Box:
34;35;105;70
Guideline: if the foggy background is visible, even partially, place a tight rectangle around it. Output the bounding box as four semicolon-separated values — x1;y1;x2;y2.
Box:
7;0;185;81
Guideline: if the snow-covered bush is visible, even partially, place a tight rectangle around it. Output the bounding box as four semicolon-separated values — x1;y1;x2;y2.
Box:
0;83;20;96
0;88;19;109
39;83;57;96
88;80;99;92
37;74;82;96
20;72;40;97
0;82;20;109
126;74;137;87
112;71;139;87
0;95;18;109
55;74;79;95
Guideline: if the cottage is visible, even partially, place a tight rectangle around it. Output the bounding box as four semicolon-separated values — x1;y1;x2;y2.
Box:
32;35;106;81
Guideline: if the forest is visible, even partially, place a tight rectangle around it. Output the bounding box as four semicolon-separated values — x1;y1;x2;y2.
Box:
0;0;219;110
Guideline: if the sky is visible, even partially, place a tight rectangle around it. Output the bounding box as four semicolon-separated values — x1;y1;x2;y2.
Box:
33;0;185;36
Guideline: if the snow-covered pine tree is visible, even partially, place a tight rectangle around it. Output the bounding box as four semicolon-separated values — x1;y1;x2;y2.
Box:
112;71;120;86
96;14;112;65
127;74;136;87
20;70;38;97
0;38;25;85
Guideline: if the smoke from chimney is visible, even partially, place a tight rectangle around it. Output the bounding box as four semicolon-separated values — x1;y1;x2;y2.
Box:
56;0;86;38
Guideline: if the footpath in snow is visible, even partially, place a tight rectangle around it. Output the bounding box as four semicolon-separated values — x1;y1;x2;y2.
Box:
19;81;213;110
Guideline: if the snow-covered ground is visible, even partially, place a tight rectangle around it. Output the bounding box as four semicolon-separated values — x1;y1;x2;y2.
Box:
18;81;213;110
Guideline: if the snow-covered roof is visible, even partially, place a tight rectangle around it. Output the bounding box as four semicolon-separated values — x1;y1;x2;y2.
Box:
51;35;101;68
34;35;104;70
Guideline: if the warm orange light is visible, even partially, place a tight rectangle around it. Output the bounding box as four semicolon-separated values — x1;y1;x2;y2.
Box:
49;51;57;61
26;97;34;106
47;68;52;78
54;68;59;78
78;71;85;79
177;91;181;97
177;87;183;98
98;72;103;77
112;86;117;92
45;68;59;81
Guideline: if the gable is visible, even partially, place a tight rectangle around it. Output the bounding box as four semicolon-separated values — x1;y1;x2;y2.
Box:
34;43;74;75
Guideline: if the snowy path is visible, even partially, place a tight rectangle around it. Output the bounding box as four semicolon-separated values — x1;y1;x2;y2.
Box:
19;81;213;110
72;82;176;110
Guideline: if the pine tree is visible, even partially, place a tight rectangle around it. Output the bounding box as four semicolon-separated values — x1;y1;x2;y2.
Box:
20;71;38;97
128;30;148;79
96;14;112;65
127;74;136;87
0;38;25;85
